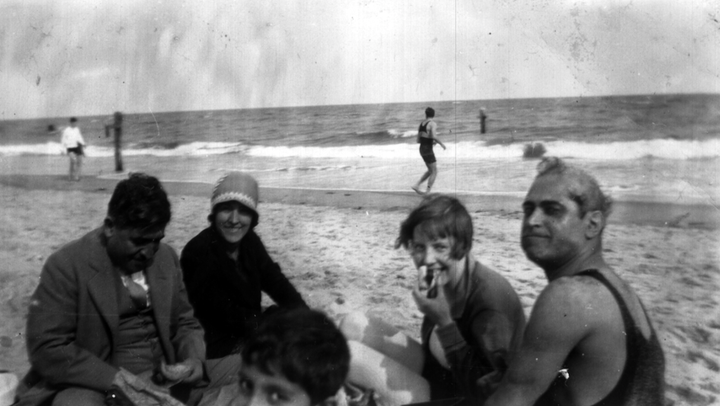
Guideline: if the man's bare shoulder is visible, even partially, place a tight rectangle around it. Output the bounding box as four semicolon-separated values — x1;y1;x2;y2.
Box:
531;274;615;323
541;274;606;302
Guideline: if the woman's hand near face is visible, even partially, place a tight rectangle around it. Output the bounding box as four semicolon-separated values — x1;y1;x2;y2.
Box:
412;271;453;327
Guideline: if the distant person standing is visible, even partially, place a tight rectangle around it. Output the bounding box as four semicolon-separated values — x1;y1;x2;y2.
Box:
60;117;86;181
479;108;487;134
412;107;446;195
105;111;124;172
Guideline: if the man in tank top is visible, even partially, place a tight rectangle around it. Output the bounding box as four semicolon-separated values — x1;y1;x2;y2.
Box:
486;157;665;406
412;107;446;195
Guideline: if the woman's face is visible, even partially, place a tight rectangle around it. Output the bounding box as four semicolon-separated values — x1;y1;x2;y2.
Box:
214;201;254;245
410;225;465;287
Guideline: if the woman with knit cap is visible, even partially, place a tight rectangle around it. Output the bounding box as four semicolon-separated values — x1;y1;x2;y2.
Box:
180;171;307;385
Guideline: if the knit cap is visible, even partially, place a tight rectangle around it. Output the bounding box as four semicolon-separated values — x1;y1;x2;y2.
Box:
211;172;259;220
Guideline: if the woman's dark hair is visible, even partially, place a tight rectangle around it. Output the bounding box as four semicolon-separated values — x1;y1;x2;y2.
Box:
396;194;473;260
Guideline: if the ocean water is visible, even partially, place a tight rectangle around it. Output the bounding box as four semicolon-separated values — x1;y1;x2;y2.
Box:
1;94;719;205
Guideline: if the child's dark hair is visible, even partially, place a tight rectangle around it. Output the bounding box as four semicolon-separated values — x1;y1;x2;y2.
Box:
107;173;171;229
396;194;473;260
241;308;350;404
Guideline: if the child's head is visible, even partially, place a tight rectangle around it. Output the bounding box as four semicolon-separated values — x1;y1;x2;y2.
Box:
238;308;350;406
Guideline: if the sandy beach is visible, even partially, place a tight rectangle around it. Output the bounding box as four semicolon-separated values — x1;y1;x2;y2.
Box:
1;170;719;406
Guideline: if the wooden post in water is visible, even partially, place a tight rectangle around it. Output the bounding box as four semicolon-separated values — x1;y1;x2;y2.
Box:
105;112;124;172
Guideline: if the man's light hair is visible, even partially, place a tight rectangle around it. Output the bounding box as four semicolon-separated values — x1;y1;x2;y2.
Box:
535;157;613;219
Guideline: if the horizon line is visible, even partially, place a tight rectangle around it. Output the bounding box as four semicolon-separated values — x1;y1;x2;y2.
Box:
3;91;719;122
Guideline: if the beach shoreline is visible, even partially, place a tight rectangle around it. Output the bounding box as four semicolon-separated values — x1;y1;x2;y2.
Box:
1;173;718;230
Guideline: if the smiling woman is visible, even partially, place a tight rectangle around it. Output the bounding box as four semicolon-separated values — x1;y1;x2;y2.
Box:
179;171;308;388
339;194;527;405
213;201;254;251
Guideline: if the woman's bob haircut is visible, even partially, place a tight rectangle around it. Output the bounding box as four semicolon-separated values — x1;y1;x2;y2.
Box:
396;194;473;260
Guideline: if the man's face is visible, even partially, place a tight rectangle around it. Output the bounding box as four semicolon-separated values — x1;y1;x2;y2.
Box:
213;201;253;245
236;363;312;406
410;225;464;286
104;221;165;275
521;175;588;270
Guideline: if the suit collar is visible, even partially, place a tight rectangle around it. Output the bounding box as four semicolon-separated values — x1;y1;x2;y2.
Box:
148;258;172;341
86;228;120;340
85;228;173;343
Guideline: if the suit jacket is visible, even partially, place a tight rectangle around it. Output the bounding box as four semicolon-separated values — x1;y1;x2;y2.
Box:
15;228;206;406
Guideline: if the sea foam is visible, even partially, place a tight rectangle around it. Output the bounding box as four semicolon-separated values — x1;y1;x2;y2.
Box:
0;138;717;161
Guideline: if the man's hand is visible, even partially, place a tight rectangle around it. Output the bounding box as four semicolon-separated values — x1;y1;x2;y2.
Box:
412;272;453;327
109;368;186;406
475;370;503;399
159;358;203;385
181;358;204;384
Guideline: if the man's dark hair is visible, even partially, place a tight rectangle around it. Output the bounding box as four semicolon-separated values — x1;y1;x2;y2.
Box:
69;117;77;123
396;194;473;260
107;173;171;229
425;107;435;118
535;157;613;219
241;308;350;405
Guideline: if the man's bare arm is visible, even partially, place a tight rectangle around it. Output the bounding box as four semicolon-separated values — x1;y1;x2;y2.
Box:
428;121;446;150
485;278;594;406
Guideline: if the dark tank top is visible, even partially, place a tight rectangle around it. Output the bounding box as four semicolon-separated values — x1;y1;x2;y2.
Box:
418;119;433;146
537;270;665;406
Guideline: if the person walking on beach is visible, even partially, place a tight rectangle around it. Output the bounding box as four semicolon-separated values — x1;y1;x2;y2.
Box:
412;107;446;195
485;157;665;406
14;173;206;406
181;171;308;387
60;117;86;181
340;194;526;405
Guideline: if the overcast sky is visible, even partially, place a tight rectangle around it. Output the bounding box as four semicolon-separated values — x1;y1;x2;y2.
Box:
1;0;718;120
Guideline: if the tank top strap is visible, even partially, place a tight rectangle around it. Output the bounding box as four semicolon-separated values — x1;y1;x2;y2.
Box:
576;270;631;320
541;270;665;406
576;269;638;406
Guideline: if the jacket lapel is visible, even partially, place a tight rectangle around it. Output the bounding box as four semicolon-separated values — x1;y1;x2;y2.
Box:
148;257;172;350
87;229;120;343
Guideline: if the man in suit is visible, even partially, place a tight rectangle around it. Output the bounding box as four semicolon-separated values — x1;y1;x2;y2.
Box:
15;173;206;406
